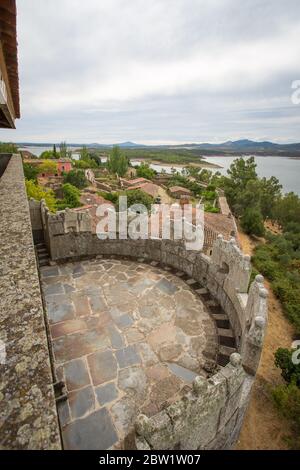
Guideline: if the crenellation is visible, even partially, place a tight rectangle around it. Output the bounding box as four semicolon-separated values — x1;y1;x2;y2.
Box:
26;199;268;449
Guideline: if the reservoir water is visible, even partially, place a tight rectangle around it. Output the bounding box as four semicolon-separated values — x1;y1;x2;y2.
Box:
20;146;300;195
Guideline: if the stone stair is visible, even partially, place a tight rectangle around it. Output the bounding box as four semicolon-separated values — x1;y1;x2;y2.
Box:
35;242;50;267
185;285;237;367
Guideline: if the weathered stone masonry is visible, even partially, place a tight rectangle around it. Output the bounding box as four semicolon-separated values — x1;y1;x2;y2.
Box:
33;201;268;450
0;155;61;449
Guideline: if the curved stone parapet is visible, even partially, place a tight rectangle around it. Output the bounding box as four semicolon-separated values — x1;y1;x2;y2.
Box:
34;203;268;449
135;353;247;450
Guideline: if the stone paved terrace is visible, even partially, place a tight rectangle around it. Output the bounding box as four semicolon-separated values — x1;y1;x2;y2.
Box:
40;258;218;450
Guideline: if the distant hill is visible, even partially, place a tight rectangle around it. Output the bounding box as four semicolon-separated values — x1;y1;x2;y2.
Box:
16;139;300;155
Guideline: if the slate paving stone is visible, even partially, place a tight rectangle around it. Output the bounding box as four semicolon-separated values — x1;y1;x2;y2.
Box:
53;330;110;362
69;386;95;420
40;266;59;278
114;313;134;330
57;400;70;428
63;408;118;450
64;358;90;391
64;283;76;293
73;296;91;317
88;350;117;385
47;302;75;324
44;283;64;296
156;278;178;295
51;318;87;338
95;382;118;406
167;362;198;383
115;345;141;369
107;324;124;349
88;294;107;314
73;264;85;275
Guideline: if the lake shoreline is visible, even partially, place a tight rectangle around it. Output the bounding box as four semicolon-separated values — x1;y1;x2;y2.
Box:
131;157;222;169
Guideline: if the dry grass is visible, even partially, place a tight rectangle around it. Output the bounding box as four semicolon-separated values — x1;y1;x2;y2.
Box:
235;228;295;450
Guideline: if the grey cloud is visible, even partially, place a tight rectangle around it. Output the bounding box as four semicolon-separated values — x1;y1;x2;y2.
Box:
1;0;299;143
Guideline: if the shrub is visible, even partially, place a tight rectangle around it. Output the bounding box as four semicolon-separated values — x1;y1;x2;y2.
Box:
136;163;156;180
25;179;57;212
23;163;39;181
98;191;119;204
122;190;153;211
240;207;265;237
63;169;88;189
57;183;81;209
272;383;300;449
275;348;300;386
37;160;58;175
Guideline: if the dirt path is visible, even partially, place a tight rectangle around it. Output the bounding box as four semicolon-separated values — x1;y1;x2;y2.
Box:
235;229;295;449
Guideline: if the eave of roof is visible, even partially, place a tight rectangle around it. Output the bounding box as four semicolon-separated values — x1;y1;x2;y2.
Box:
0;0;20;118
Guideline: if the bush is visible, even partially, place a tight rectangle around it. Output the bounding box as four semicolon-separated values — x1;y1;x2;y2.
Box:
98;191;119;204
25;179;57;212
37;160;58;175
57;183;81;209
122;190;153;211
272;383;300;449
63;169;88;189
275;348;300;386
240;207;265;237
136;163;156;180
272;348;300;448
23;163;39;181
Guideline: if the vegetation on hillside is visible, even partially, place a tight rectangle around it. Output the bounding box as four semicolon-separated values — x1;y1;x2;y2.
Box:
272;347;300;449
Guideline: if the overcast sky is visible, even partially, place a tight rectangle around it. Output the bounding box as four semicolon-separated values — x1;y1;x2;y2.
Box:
1;0;300;144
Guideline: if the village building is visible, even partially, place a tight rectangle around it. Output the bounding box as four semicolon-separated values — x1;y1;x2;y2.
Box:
127;181;161;199
57;158;72;174
169;185;192;199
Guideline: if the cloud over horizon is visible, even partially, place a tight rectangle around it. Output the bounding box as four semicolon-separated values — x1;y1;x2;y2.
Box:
1;0;300;144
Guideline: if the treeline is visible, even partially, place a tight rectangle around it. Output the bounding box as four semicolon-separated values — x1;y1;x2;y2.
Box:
219;157;300;448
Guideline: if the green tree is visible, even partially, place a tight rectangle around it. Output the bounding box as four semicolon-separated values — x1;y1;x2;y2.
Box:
23;163;39;181
63;169;88;189
223;157;257;209
123;189;153;211
25;179;57;212
107;146;128;177
240;207;265;236
53;144;57;158
260;176;282;220
136;163;156;180
59;141;71;159
40;150;57;159
80;146;89;160
274;193;300;229
58;183;81;209
38;160;58;175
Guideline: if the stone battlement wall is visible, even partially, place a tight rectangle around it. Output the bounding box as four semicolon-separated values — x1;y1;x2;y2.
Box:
135;353;250;450
34;202;268;450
